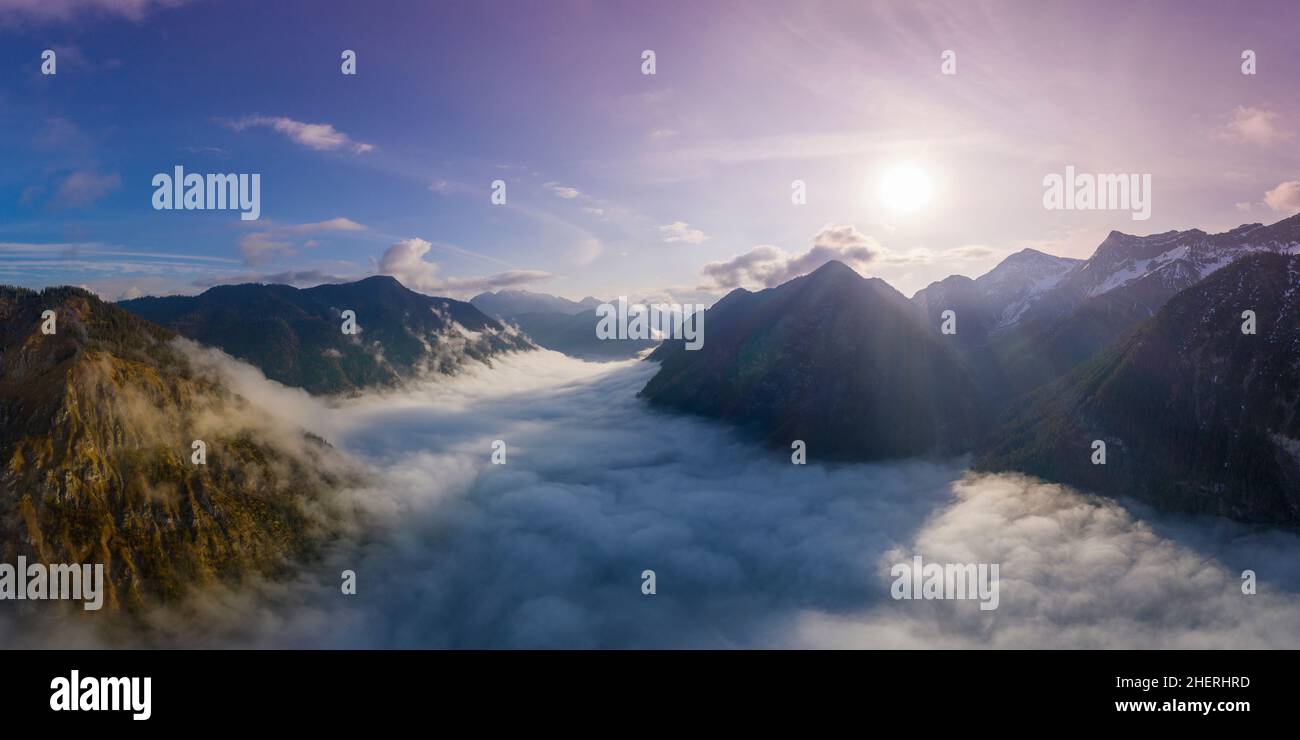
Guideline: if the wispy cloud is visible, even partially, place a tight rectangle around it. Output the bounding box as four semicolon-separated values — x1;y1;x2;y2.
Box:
237;232;295;265
228;115;374;154
0;0;190;24
192;269;353;289
659;221;708;244
280;217;366;234
543;182;582;199
237;217;367;265
1218;106;1293;146
377;237;552;298
51;169;120;208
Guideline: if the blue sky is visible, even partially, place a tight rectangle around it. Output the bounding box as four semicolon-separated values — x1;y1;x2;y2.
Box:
2;0;1299;302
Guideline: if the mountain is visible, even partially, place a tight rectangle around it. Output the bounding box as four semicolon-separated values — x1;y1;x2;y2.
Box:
508;309;657;361
977;253;1300;524
912;247;1081;345
910;248;1080;400
989;218;1300;397
121;276;533;395
639;261;985;459
993;216;1300;334
471;289;603;318
1049;218;1300;307
916;215;1300;400
472;290;657;360
0;285;350;614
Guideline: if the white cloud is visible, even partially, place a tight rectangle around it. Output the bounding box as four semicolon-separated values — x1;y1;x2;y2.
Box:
237;217;367;265
543;182;582;199
1263;181;1300;215
36;354;1300;648
228;115;374;154
1219;106;1293;146
376;237;552;298
659;221;708;244
701;223;878;290
281;217;365;234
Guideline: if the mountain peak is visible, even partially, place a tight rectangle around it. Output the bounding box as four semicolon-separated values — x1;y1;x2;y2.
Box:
354;274;406;290
991;247;1080;272
1011;246;1050;258
806;259;864;281
641;257;985;460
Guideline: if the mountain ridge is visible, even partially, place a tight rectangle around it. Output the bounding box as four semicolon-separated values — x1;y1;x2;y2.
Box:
976;252;1300;524
121;275;533;395
0;285;353;615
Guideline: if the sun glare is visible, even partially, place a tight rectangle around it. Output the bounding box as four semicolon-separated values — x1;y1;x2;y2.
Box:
879;165;934;213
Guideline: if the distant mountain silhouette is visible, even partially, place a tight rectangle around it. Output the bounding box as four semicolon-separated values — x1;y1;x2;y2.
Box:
121;275;532;395
470;290;653;360
508;309;657;361
978;253;1300;524
471;289;603;318
641;261;985;460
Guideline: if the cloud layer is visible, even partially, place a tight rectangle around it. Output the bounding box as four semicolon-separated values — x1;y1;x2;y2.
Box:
19;351;1296;649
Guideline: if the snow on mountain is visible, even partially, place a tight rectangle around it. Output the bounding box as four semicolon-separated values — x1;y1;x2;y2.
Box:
915;213;1300;337
1073;220;1300;301
911;248;1080;332
979;248;1084;328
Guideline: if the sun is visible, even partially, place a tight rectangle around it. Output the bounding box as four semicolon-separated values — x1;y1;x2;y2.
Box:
879;164;934;213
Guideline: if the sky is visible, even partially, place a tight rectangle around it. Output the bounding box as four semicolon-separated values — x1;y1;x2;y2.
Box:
2;0;1299;302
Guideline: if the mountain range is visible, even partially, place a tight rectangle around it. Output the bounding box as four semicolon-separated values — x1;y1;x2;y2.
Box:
5;210;1299;624
919;216;1300;400
121;276;532;395
642;214;1300;524
471;289;603;317
472;290;655;361
977;252;1300;523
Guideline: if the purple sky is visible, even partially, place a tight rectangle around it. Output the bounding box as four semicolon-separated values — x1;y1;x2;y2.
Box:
2;0;1298;301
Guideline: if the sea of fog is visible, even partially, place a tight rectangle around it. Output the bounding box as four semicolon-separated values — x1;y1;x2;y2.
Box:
18;349;1300;648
